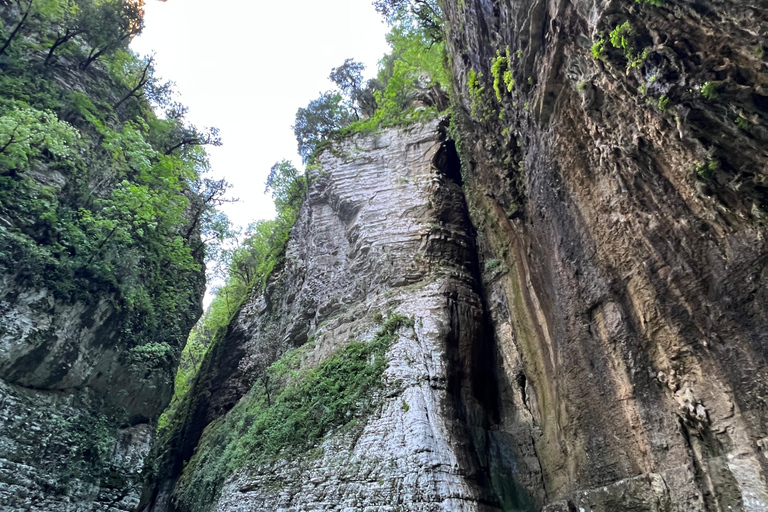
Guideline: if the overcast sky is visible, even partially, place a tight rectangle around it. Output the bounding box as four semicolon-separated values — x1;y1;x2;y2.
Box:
131;0;390;230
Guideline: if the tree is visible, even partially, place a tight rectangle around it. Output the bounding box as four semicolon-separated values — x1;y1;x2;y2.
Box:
329;58;381;119
0;0;34;56
164;124;222;155
0;107;79;175
78;0;145;71
186;174;235;260
292;92;354;163
0;0;65;56
113;55;155;110
372;0;442;43
265;160;305;215
43;0;83;65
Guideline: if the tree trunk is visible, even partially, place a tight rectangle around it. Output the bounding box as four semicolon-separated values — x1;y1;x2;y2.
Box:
0;0;33;56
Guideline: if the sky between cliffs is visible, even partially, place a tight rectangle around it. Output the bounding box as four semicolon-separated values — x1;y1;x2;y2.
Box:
131;0;390;230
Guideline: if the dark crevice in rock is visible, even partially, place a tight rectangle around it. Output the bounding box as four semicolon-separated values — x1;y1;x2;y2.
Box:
434;139;464;185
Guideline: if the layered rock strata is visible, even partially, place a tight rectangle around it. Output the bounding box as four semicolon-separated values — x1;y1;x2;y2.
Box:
443;0;768;510
151;121;522;512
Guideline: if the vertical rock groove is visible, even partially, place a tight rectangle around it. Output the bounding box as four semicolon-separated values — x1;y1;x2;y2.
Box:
443;0;768;510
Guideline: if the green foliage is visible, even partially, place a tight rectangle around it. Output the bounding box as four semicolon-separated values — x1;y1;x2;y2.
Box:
484;258;501;271
628;47;651;69
293;5;448;159
372;0;442;44
129;341;176;370
491;47;514;102
658;94;670;111
175;313;413;511
344;24;448;134
265;160;306;215
591;38;606;59
694;158;719;179
598;21;652;71
0;0;229;361
609;21;631;51
329;58;379;118
467;68;490;118
701;81;721;100
736;116;749;130
293;92;355;163
0;106;79;170
156;160;306;447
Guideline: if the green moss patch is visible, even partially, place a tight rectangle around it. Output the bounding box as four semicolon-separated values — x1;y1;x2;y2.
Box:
173;314;413;511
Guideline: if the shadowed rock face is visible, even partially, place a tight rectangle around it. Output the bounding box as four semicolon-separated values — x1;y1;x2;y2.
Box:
443;0;768;510
0;278;203;511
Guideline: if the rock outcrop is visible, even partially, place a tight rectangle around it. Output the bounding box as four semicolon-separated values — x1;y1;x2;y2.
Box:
0;270;202;511
145;120;526;512
443;0;768;510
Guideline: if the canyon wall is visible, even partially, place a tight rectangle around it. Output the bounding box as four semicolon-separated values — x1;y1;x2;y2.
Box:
0;4;206;508
442;0;768;510
144;120;530;512
3;1;767;511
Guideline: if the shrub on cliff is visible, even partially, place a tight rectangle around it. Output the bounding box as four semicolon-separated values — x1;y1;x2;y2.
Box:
292;1;448;162
0;0;229;355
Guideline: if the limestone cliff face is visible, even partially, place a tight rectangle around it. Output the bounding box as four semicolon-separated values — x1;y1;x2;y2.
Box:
442;0;768;510
0;277;202;511
0;33;206;511
147;121;520;512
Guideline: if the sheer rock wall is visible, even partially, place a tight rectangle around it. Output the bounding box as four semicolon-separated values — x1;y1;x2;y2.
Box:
443;0;768;510
154;121;518;512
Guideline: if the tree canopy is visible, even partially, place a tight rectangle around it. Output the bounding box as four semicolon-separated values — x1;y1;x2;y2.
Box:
0;0;231;350
291;1;448;163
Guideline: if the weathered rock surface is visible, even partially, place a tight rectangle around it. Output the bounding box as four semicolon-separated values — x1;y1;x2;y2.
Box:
0;276;202;511
444;0;768;510
147;121;527;512
0;191;203;511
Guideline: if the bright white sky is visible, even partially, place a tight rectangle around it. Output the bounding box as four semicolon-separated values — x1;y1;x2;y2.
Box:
131;0;390;231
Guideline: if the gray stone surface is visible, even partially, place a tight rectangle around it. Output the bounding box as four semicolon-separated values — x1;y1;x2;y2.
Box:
168;121;516;511
0;380;153;511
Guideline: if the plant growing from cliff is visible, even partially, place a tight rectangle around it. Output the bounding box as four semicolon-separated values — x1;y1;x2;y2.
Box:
373;0;442;44
609;21;631;51
329;58;380;119
591;38;606;59
0;0;233;372
78;0;145;70
174;314;414;511
156;157;306;441
701;81;721;100
658;94;670;111
490;47;515;102
467;68;494;119
293;92;355;163
293;2;448;152
694;158;719;179
0;107;79;173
